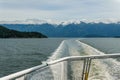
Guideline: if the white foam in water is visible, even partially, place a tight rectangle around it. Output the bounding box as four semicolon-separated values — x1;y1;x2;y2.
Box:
47;40;120;80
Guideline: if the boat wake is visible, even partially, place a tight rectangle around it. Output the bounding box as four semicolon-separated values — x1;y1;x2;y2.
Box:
48;40;120;80
26;39;120;80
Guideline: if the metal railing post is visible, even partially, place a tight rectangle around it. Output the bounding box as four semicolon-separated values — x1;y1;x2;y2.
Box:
82;59;86;80
82;58;92;80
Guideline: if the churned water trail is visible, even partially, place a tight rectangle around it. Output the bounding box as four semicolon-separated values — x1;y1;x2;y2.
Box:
47;40;120;80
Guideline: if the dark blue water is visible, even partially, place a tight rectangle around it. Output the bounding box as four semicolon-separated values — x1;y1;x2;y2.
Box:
0;38;64;77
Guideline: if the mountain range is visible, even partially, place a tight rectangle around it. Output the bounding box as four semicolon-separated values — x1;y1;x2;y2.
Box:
1;20;120;37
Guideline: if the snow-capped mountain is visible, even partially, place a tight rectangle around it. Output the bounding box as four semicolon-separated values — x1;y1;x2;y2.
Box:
1;19;120;37
0;19;120;25
0;19;48;24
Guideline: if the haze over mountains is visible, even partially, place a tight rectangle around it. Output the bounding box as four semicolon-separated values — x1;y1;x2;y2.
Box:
1;19;120;37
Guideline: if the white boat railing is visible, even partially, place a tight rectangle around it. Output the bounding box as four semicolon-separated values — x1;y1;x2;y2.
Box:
0;53;120;80
48;53;120;65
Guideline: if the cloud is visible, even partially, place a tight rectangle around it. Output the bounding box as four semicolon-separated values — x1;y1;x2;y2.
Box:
0;0;69;10
0;0;120;21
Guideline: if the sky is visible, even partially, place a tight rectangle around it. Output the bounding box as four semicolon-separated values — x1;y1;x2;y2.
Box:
0;0;120;21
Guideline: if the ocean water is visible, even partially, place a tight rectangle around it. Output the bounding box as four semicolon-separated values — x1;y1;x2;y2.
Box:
0;38;64;77
81;38;120;53
0;38;120;79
